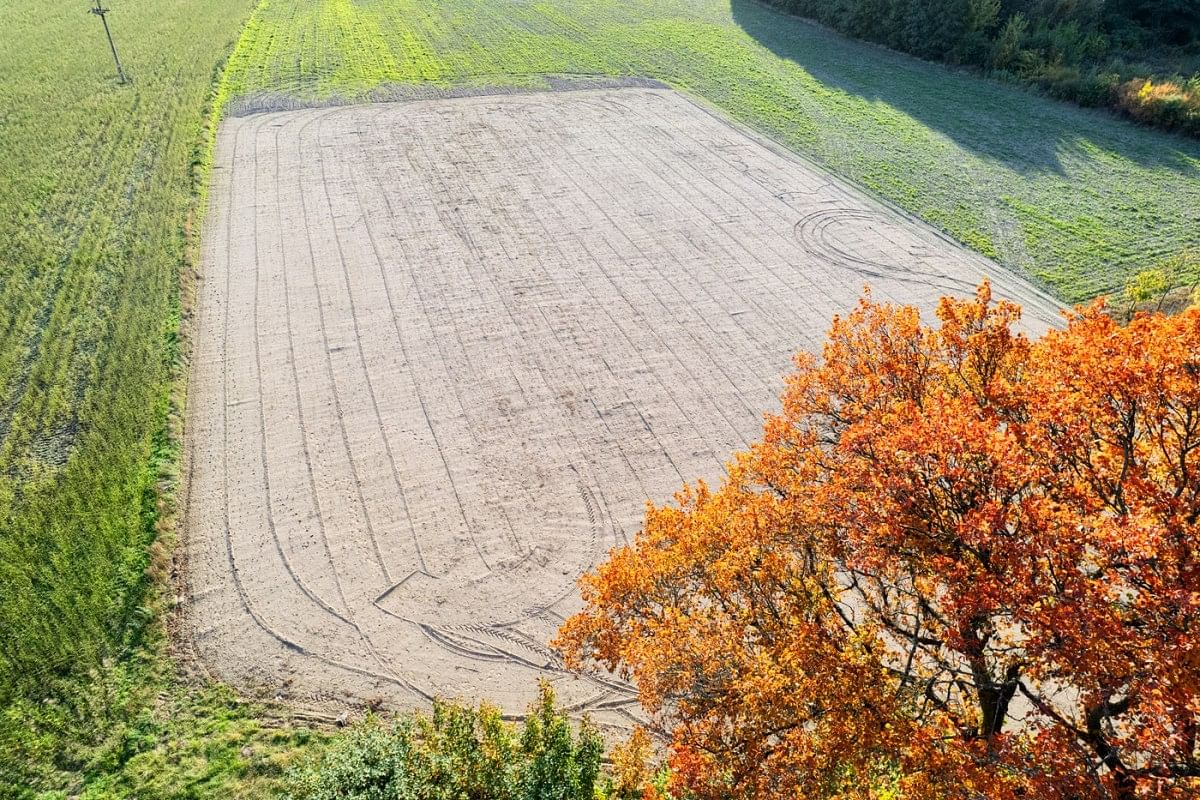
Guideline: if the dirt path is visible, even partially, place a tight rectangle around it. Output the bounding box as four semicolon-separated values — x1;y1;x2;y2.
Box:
184;88;1061;725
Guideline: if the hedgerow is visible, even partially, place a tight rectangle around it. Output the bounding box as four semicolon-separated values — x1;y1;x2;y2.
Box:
282;684;606;800
761;0;1200;136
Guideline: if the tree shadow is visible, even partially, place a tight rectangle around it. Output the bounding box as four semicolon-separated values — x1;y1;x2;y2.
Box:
729;0;1200;177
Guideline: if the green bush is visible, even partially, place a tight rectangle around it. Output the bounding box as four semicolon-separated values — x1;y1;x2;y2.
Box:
282;682;606;800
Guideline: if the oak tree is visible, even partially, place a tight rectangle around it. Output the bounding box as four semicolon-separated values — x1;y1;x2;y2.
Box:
557;285;1200;800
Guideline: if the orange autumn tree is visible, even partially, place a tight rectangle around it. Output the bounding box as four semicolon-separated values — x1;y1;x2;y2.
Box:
556;284;1200;800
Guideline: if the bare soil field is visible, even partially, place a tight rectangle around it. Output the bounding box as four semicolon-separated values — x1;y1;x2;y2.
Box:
184;87;1061;726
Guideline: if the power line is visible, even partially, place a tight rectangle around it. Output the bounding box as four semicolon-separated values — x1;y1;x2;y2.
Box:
88;0;129;85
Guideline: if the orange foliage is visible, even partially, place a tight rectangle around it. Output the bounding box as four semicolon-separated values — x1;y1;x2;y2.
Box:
1116;78;1200;133
557;284;1200;800
610;726;662;800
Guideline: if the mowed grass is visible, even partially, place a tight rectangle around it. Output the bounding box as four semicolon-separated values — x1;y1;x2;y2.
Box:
222;0;1200;303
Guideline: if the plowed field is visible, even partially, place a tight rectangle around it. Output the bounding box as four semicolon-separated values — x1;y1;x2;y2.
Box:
185;87;1061;723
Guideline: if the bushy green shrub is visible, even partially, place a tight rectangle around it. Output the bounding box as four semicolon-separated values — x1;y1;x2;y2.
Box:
1122;249;1200;317
282;682;607;800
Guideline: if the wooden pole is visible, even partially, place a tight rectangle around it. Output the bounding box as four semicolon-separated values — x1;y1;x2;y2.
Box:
89;0;128;85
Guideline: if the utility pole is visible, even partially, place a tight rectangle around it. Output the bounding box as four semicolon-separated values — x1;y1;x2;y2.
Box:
88;0;129;85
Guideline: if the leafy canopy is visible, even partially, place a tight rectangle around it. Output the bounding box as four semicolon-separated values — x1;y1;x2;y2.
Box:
558;284;1200;800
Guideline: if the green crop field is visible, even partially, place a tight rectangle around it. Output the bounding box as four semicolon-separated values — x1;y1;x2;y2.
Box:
0;0;309;794
2;0;1199;795
0;0;245;698
0;0;261;674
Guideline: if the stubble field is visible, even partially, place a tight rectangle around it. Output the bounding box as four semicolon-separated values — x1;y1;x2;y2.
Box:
186;87;1062;720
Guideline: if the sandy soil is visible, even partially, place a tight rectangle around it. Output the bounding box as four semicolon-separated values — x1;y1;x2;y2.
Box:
184;87;1062;727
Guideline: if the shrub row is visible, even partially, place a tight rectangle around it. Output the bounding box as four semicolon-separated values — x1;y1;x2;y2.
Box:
282;683;659;800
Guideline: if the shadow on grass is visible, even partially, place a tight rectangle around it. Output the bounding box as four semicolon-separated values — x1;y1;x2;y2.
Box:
729;0;1200;177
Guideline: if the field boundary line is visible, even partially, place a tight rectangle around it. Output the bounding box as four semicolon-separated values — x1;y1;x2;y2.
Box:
224;74;668;117
167;0;275;686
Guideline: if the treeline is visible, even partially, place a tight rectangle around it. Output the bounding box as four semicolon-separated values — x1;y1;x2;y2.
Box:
761;0;1200;136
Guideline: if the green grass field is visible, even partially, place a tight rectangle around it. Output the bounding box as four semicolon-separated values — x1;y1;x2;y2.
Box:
0;1;288;794
2;0;1199;795
0;0;251;702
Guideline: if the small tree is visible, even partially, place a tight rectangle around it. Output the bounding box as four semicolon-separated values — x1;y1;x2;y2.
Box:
558;284;1200;800
991;13;1029;70
519;680;604;800
1123;250;1199;318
